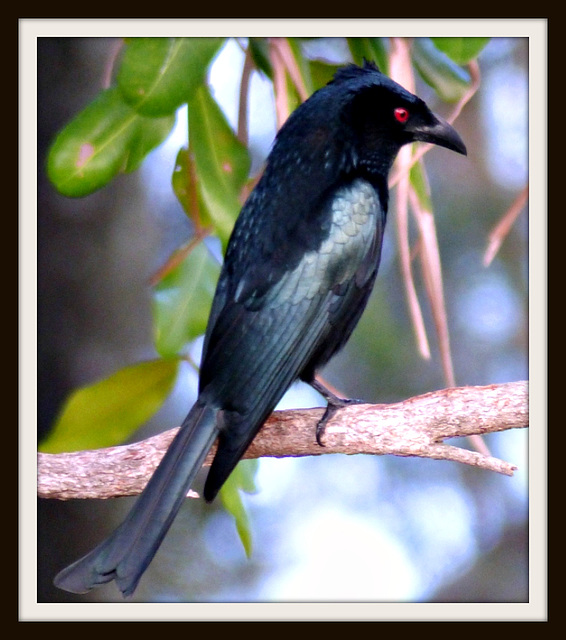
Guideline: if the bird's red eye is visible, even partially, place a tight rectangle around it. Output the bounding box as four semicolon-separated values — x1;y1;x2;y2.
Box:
394;107;409;123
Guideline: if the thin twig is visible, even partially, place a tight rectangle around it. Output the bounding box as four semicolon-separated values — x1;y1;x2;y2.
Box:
270;38;309;102
409;188;455;384
395;145;431;360
148;228;212;287
269;39;291;129
484;184;529;267
390;38;431;360
237;46;254;147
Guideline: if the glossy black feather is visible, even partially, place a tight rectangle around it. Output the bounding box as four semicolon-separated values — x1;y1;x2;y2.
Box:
54;62;466;596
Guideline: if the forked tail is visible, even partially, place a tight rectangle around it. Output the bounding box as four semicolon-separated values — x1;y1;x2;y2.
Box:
53;400;219;596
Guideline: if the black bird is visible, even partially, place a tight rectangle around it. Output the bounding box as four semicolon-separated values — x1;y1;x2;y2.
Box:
54;61;466;597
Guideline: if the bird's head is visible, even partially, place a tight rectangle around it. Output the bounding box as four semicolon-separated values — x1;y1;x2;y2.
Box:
266;60;467;199
329;61;467;171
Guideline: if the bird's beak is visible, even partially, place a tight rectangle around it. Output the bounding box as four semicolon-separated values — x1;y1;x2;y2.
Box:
410;114;467;156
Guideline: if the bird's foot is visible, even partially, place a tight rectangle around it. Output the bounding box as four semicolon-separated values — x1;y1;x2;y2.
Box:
309;378;364;446
316;396;364;446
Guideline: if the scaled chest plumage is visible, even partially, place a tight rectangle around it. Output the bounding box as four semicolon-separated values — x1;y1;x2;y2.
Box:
245;178;383;308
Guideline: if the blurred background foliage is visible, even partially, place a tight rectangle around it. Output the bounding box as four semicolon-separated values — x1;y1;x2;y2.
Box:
37;35;528;604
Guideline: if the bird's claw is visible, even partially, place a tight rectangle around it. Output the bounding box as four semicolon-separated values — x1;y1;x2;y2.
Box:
315;396;363;446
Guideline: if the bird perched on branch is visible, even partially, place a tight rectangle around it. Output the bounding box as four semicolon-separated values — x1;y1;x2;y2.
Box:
54;60;466;597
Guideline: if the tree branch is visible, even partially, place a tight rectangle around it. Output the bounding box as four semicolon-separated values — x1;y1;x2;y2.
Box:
38;381;528;500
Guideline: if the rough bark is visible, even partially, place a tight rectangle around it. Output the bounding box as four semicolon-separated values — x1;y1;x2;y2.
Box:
38;381;528;500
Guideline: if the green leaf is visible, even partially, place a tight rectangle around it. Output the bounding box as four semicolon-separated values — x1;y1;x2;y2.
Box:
171;147;192;216
40;358;180;453
248;38;273;79
287;37;315;96
412;38;471;103
171;146;218;230
219;459;259;558
308;59;341;92
188;83;251;248
410;161;432;211
47;87;175;197
118;37;225;117
347;37;389;74
47;88;135;197
125;111;177;172
153;242;220;358
431;37;490;65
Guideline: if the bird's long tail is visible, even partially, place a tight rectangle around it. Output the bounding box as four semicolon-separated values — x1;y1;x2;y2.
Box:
53;400;219;597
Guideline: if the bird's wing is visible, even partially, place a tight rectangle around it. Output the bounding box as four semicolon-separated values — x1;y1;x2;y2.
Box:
199;178;385;500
